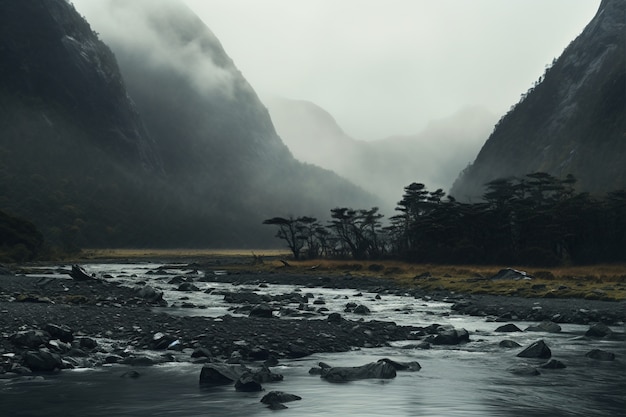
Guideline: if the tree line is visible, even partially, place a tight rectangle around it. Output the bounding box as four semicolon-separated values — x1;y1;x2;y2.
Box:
263;172;626;266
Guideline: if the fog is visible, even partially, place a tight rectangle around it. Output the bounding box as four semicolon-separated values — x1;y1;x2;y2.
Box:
70;0;601;212
73;0;237;99
181;0;599;141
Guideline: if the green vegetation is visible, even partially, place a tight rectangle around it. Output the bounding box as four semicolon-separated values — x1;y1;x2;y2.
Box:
264;172;626;267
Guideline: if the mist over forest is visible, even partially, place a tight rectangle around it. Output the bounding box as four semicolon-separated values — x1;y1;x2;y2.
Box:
1;0;624;265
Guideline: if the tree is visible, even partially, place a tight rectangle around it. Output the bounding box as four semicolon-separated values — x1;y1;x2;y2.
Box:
328;207;384;259
262;216;316;260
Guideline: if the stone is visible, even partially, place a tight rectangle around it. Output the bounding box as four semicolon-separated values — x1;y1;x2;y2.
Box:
44;324;74;343
378;358;421;372
525;321;561;333
540;359;566;369
234;373;263;392
77;337;98;350
428;327;470;345
249;304;273;318
585;323;613;338
327;312;343;323
151;333;177;350
585;349;615;361
517;340;551;359
490;268;532;281
499;340;522;348
320;361;397;382
507;364;540;376
199;363;249;386
23;349;63;372
353;305;371;315
177;282;200;292
495;323;522;333
134;285;166;305
10;330;50;349
261;391;302;404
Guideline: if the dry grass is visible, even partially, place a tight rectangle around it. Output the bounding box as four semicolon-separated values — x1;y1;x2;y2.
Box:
76;250;626;301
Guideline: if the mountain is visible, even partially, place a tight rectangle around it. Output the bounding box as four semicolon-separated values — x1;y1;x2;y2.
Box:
0;0;377;250
265;96;496;212
450;0;626;201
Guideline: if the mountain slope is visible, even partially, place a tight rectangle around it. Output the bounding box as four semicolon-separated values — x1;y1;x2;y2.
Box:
0;0;377;249
450;0;626;201
77;0;378;225
265;96;496;212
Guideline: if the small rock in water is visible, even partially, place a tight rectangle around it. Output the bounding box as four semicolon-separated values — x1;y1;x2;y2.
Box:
494;323;522;333
540;359;566;369
507;364;540;376
585;349;615;361
517;340;551;359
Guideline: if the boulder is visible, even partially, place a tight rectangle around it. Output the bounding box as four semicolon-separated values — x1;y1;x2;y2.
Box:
585;323;613;338
499;340;522;348
251;365;283;383
134;285;166;305
507;364;540;376
151;332;178;350
490;268;532;281
177;282;200;292
517;340;551;359
320;361;397;382
585;349;615;361
525;321;561;333
69;264;97;281
327;312;343;323
199;363;249;386
191;347;213;359
249;304;273;318
353;305;371;315
261;391;302;407
378;358;421;372
10;330;50;349
540;359;566;369
23;349;63;372
494;323;522;333
427;326;470;345
77;337;98;350
44;324;74;343
234;373;263;392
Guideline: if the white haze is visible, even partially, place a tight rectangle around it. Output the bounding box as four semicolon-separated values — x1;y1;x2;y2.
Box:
73;0;236;98
181;0;600;141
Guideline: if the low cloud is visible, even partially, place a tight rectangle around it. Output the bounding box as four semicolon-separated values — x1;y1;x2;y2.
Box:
72;0;236;98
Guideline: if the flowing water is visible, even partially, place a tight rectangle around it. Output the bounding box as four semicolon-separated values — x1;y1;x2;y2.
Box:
1;263;624;416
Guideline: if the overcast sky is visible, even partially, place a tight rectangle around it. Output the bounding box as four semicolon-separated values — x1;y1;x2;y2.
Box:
181;0;600;140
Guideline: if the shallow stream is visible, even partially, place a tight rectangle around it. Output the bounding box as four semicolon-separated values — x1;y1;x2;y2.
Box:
2;263;624;416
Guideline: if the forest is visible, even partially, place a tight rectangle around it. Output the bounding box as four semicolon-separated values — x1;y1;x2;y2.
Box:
264;172;626;267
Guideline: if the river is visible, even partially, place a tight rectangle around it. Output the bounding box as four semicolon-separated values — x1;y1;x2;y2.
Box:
1;262;624;416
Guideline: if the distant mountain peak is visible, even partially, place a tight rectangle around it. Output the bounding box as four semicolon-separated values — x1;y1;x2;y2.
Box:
450;0;625;201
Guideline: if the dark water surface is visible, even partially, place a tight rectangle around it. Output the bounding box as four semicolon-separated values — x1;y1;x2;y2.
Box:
2;263;624;416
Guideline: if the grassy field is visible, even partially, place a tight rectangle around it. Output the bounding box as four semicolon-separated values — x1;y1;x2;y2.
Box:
78;249;626;301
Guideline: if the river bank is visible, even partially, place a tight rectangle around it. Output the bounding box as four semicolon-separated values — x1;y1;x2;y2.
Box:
1;258;624;415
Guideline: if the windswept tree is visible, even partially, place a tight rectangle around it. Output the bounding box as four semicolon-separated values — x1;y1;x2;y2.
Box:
328;207;384;259
262;216;317;260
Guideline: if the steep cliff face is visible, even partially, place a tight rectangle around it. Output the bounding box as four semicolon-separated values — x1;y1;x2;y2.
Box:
450;0;625;201
0;0;376;249
0;0;160;169
80;0;377;221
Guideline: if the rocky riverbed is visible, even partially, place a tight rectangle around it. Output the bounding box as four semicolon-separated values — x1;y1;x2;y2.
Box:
1;262;625;413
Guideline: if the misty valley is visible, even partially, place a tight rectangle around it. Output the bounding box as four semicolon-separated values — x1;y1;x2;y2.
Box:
0;0;625;416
